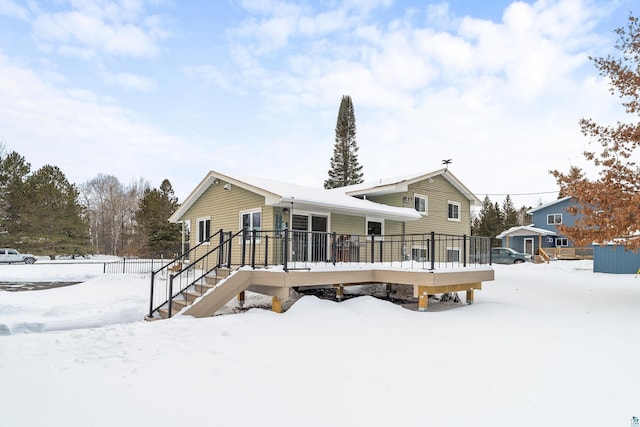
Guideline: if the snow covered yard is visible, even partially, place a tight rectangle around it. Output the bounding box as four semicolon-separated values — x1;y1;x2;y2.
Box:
1;260;639;426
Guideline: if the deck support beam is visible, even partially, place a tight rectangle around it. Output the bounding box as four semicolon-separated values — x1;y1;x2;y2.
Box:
336;285;344;301
272;296;282;313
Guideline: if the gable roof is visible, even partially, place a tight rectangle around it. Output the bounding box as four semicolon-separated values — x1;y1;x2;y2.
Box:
340;168;482;205
169;171;423;223
527;196;571;214
496;225;558;239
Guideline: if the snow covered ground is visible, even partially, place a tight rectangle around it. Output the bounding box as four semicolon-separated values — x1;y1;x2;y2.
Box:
1;259;639;426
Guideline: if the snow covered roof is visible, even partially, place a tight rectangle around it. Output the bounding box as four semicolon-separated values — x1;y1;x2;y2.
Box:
496;225;558;239
339;168;482;205
170;171;423;223
527;196;571;214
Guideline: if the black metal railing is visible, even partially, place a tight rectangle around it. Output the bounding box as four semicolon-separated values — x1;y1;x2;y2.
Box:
148;229;493;318
148;229;225;317
231;229;492;271
103;258;167;274
149;230;244;318
164;230;241;318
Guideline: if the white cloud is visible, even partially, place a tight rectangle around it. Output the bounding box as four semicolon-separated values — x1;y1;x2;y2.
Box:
0;0;29;20
33;10;164;57
100;71;157;91
0;52;199;199
190;0;624;208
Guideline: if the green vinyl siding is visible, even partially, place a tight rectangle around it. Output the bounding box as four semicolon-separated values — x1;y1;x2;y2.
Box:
365;193;404;208
404;176;471;236
384;220;403;235
330;213;365;235
180;181;265;262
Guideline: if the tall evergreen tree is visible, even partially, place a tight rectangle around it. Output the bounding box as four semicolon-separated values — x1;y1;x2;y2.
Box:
0;151;30;243
502;195;519;230
324;95;364;189
472;196;502;239
134;179;181;257
20;165;89;257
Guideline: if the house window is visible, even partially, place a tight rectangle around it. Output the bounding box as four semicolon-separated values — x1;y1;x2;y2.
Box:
241;209;262;242
366;218;383;239
411;247;429;262
547;213;562;225
446;248;460;262
197;217;211;244
556;238;568;246
414;194;428;214
447;201;461;221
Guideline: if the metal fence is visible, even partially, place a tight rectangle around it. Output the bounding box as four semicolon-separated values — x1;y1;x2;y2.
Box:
103;258;170;274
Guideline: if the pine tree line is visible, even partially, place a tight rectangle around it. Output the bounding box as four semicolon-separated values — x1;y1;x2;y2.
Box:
0;145;181;258
471;195;532;240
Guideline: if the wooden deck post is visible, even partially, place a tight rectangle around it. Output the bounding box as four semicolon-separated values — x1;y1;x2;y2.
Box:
418;286;429;312
237;291;245;308
336;285;344;301
466;289;474;305
272;296;282;313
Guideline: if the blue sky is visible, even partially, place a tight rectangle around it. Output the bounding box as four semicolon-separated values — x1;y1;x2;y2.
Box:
0;0;634;208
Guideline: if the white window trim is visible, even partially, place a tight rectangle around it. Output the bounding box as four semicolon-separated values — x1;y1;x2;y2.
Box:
446;247;461;262
447;200;461;222
240;208;262;243
196;216;211;245
366;217;384;240
411;246;429;262
556;237;568;247
547;213;563;225
414;193;428;215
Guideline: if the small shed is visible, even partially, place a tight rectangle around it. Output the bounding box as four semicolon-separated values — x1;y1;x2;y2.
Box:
593;244;640;274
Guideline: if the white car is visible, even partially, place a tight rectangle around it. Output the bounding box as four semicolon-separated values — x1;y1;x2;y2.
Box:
0;248;37;264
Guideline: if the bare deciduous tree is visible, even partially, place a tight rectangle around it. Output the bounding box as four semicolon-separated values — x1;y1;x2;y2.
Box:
80;175;149;255
551;14;640;250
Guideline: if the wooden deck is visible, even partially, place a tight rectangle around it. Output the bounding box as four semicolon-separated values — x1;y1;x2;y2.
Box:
181;265;495;317
542;247;593;260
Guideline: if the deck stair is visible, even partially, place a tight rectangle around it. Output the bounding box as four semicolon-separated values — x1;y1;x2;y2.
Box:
538;248;551;263
157;267;234;319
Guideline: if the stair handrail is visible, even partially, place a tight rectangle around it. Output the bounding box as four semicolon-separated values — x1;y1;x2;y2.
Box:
149;229;224;318
165;230;244;318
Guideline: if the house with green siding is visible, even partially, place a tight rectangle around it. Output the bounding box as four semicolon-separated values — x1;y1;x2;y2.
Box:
148;168;491;319
169;168;480;265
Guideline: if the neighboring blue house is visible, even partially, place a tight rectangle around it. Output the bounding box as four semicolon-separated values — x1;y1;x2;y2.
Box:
497;197;591;259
